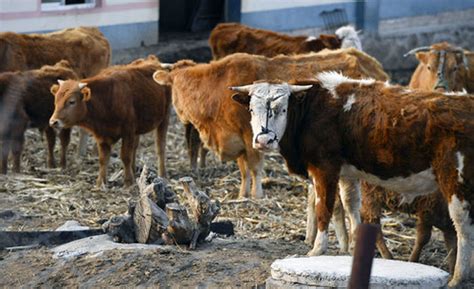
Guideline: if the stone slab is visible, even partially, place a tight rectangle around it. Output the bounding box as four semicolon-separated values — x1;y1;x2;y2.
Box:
51;234;163;259
270;256;449;289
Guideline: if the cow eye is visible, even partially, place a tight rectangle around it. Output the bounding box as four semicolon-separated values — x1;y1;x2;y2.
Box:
282;109;286;113
68;99;76;105
427;65;432;71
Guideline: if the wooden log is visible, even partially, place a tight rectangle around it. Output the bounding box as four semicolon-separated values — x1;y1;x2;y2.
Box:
151;177;179;210
163;203;194;245
179;177;220;249
133;166;169;244
102;215;136;243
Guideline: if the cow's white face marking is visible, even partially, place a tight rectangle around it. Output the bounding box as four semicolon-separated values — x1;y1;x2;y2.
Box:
340;164;438;204
231;82;312;151
456;151;465;183
342;93;356;112
306;36;317;42
316;71;375;98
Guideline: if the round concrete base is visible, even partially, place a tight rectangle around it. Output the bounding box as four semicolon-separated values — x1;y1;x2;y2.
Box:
268;256;449;289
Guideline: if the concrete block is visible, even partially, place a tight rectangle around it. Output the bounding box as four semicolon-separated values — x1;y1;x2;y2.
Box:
268;256;449;289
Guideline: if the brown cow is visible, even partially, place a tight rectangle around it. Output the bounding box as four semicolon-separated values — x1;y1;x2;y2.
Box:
230;72;474;287
360;183;456;273
406;42;474;92
0;60;78;174
209;22;342;60
49;56;171;188
153;49;388;200
0;26;111;156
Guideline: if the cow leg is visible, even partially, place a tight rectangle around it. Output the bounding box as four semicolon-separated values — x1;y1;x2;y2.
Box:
155;120;168;178
199;146;208;169
132;136;139;174
305;183;317;245
307;164;339;256
332;194;349;253
1;139;10;174
96;141;111;189
338;178;361;252
237;155;250;198
59;128;71;169
248;151;264;199
409;221;432;262
11;133;24;173
185;123;199;171
447;194;473;288
121;135;136;187
442;229;458;274
77;128;88;156
44;127;56;168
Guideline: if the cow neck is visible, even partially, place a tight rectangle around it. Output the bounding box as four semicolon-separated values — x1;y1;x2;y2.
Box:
278;85;340;178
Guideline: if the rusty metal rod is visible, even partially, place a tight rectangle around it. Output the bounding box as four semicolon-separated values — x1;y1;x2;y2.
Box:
348;223;379;289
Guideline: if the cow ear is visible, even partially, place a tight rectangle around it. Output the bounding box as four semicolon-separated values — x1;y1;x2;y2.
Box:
153;70;172;86
416;52;429;64
81;87;91;102
231;93;250;107
50;84;59;96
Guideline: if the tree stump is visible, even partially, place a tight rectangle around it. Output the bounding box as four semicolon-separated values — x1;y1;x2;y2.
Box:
102;215;136;243
163;203;194;245
133;166;169;244
179;177;220;249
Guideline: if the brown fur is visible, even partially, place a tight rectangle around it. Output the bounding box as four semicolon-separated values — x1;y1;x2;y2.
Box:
360;182;456;272
0;61;78;173
0;27;110;78
50;57;171;187
409;42;474;92
155;49;388;198
209;23;341;60
269;79;474;284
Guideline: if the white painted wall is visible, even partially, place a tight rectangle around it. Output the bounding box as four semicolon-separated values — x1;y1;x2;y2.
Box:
241;0;356;13
0;0;37;13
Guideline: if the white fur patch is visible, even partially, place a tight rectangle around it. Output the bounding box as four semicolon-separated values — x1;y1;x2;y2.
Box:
306;36;317;42
308;230;328;256
316;71;375;99
343;93;356;112
384;80;391;87
456;151;465;183
444;89;468;96
335;25;363;51
340;164;438;204
447;194;473;286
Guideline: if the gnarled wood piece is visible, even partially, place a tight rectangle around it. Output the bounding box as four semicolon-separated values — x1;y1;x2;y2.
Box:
102;215;136;243
179;177;220;249
163;203;194;245
151;178;179;210
134;166;168;244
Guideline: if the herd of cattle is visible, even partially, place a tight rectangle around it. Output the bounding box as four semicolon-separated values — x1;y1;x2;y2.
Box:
0;23;473;287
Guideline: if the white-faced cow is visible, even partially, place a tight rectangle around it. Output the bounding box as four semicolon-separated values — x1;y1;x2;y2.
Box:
231;72;474;287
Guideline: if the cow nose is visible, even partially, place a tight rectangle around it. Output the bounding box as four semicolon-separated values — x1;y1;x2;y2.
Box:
49;118;59;128
255;133;276;149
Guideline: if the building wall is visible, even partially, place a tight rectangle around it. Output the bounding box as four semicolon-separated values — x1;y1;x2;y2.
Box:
0;0;159;50
239;0;474;32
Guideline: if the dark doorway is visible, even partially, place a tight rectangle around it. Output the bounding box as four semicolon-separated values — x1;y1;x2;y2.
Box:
159;0;225;39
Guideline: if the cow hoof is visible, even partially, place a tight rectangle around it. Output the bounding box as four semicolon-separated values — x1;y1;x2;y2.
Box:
307;247;325;256
447;277;462;288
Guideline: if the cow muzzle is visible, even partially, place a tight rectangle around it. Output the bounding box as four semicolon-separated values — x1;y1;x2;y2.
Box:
254;131;278;150
49;117;64;129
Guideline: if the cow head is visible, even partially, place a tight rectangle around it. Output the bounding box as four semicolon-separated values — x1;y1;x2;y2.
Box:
406;42;471;92
230;82;312;150
49;80;91;129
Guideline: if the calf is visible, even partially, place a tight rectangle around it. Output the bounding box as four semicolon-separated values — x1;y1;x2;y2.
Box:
0;26;111;157
50;56;171;187
406;42;474;92
231;72;474;287
360;183;456;272
209;22;343;60
0;61;78;173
